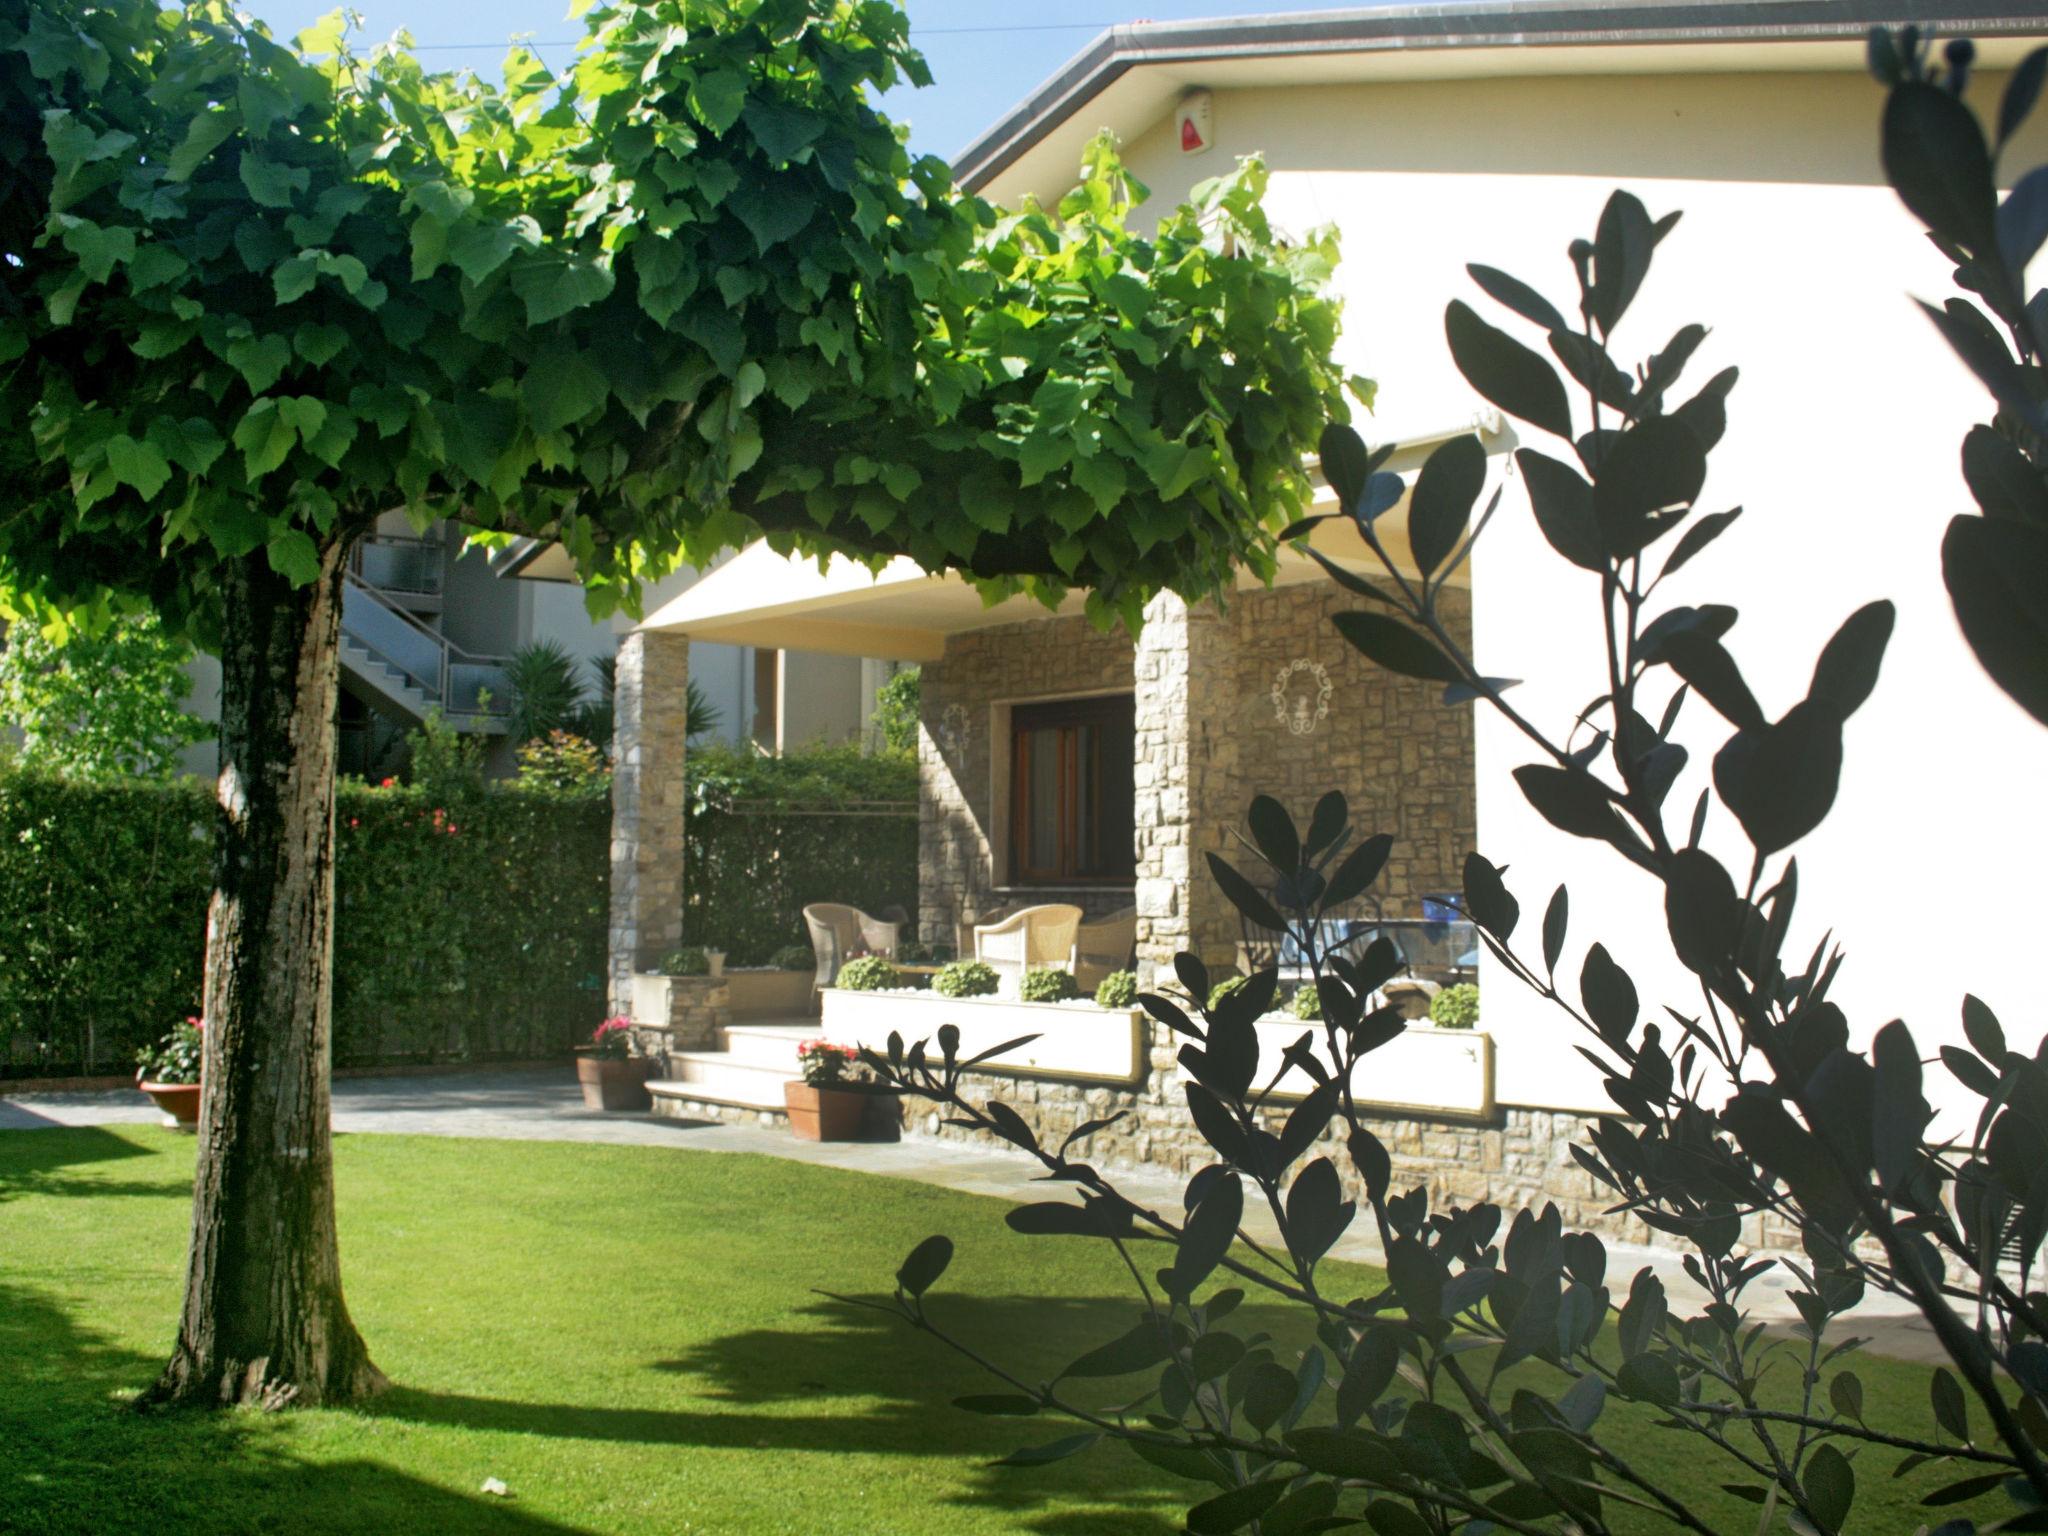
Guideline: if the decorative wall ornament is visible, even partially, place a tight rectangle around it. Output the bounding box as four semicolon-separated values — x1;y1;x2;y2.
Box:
1271;659;1334;736
936;703;972;753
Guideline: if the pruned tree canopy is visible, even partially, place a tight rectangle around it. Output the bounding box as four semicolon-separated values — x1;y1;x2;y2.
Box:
1;0;1358;637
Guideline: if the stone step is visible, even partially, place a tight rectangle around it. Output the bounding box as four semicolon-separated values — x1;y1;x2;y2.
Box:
716;1023;816;1070
658;1051;796;1111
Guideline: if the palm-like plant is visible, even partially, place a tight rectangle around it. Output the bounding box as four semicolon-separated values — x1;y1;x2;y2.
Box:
503;639;586;744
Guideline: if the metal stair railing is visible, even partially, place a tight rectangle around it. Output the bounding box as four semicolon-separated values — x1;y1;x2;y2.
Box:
340;573;510;721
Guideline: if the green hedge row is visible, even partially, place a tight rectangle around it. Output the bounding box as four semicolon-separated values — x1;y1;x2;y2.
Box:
0;746;918;1077
682;746;918;965
0;771;608;1078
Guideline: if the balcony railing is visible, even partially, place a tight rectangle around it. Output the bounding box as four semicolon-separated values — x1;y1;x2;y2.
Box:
351;535;444;596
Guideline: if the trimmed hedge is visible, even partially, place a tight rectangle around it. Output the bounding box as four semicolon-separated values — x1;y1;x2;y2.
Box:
1;742;918;1077
0;771;607;1078
683;745;917;966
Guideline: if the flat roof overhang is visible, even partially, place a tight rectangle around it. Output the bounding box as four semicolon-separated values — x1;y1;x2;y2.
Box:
639;480;1465;661
953;2;2048;201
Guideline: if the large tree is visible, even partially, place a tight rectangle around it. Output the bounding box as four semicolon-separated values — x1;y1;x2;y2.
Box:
0;0;1354;1406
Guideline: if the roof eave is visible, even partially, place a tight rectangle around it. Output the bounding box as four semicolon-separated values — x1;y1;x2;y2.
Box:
952;1;2048;193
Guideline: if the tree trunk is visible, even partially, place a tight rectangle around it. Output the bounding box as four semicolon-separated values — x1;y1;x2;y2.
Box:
145;542;384;1409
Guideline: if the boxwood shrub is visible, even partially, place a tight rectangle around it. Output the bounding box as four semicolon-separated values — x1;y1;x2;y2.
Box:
835;956;899;992
1019;967;1080;1004
1093;969;1138;1009
932;960;999;999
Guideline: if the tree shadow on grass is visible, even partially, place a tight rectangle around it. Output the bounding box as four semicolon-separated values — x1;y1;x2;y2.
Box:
0;1124;176;1203
0;1281;596;1536
371;1293;1241;1535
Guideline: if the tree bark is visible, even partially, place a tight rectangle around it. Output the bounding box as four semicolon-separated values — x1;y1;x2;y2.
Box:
145;542;384;1409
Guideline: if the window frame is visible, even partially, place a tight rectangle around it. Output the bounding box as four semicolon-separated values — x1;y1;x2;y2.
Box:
1007;693;1136;886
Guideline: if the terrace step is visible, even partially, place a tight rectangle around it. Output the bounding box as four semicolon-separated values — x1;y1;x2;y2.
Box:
655;1051;796;1111
715;1022;816;1070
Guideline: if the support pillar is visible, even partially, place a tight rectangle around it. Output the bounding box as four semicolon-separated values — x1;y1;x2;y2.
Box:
608;628;690;1017
1132;592;1235;989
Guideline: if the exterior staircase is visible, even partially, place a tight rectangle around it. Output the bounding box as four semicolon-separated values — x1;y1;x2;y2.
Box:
338;568;510;733
651;1022;809;1114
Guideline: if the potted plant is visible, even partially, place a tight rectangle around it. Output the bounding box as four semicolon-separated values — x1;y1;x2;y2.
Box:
136;1016;204;1129
575;1016;650;1111
783;1039;868;1141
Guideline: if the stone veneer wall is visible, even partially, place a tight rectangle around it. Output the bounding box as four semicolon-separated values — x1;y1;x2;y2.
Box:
1177;579;1477;968
917;612;1138;947
901;1021;1668;1247
916;577;1476;983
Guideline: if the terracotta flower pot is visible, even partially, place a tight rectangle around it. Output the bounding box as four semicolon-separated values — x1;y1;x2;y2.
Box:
137;1078;202;1130
576;1053;651;1112
784;1080;867;1141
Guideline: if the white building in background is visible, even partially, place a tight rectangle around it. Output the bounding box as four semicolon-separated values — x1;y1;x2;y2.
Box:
175;520;908;779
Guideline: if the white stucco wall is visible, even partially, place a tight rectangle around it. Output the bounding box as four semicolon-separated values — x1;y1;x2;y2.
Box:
1088;65;2048;1124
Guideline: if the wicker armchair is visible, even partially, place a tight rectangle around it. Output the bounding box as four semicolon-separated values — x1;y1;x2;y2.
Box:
1074;906;1138;992
972;903;1083;992
803;902;903;1007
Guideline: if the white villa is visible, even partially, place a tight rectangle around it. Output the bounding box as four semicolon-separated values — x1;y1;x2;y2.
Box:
604;0;2048;1237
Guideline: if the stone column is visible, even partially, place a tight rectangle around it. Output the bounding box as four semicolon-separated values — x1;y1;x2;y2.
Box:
1131;592;1236;988
608;628;690;1017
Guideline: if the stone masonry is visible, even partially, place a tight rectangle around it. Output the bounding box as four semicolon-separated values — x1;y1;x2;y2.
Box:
608;629;691;1017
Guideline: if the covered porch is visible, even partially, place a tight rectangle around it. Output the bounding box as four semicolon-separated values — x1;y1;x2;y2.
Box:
603;436;1490;1015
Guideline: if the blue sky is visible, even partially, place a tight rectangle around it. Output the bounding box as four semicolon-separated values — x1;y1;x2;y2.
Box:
239;0;1361;161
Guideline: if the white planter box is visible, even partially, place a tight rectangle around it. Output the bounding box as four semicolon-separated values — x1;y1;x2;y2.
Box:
821;988;1143;1085
1253;1017;1494;1118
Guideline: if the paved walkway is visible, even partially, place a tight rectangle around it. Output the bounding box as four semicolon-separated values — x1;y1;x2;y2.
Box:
1;1066;1941;1361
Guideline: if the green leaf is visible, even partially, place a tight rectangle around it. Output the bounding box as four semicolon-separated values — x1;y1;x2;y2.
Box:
103;435;171;500
273;253;319;304
1942;514;2048;726
728;180;815;254
239;152;310;209
1332;611;1463;685
523;353;611;434
226;333;293;394
1408;433;1484;579
58;219;136;284
1802;1442;1854;1535
1930;1366;1969;1441
686;69;747;135
233;400;298;478
1883;81;1999;261
146;417;225;477
742;99;826;164
512;258;615;326
448;218;541;285
166;109;237;183
1446;298;1572;439
266;528;323;586
276;396;329;443
293;323;350;366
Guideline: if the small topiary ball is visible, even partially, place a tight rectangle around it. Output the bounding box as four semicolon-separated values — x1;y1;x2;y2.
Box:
1291;984;1323;1021
1093;969;1138;1009
770;943;815;972
1020;966;1081;1004
1430;982;1480;1029
659;945;708;976
932;959;1000;999
836;955;900;991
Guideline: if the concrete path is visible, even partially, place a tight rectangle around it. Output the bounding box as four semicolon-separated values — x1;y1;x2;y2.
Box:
1;1066;1941;1361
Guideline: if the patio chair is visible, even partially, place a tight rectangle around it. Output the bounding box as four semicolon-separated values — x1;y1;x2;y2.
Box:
802;903;903;1007
1073;906;1138;993
953;903;1012;963
973;904;1083;992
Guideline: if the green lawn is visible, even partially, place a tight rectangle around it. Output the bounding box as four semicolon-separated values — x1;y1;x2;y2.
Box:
0;1127;2001;1534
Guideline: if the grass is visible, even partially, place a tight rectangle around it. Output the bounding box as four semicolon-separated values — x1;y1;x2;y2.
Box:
0;1126;2005;1534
